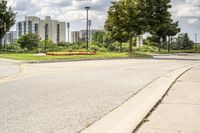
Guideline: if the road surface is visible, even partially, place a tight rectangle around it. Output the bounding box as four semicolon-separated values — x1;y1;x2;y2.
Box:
0;54;200;133
0;59;21;79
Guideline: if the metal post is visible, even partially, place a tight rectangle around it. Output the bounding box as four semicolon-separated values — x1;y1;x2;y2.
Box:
88;20;91;43
85;7;90;50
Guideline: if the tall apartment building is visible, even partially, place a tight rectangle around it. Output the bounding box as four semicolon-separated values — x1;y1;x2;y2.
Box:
71;29;104;43
17;16;66;43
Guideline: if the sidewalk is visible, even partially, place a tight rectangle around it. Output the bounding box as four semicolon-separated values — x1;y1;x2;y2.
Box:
136;66;200;133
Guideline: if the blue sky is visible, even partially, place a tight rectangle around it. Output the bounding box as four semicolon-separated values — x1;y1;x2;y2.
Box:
7;0;200;42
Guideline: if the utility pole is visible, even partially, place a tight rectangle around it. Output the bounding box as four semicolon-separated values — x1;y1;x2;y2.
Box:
85;6;90;50
67;22;70;44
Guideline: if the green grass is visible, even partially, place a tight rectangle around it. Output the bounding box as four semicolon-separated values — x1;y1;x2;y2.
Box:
0;52;152;61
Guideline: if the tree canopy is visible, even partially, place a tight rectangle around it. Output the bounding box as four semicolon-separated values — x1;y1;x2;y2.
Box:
104;0;180;52
18;33;40;51
0;0;16;50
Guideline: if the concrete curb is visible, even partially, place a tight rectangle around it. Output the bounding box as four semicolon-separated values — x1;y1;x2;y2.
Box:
0;58;22;65
80;65;194;133
22;56;153;64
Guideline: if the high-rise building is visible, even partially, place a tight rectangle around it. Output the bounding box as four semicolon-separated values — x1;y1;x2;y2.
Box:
71;31;81;43
71;29;104;43
2;31;17;45
17;16;66;43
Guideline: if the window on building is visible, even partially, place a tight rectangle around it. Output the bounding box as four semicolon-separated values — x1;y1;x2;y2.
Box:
28;21;32;33
24;21;26;34
57;24;60;43
45;24;48;40
18;23;22;36
35;24;38;34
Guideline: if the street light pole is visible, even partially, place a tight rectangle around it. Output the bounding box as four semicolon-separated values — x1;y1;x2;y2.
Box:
85;6;90;50
88;20;91;43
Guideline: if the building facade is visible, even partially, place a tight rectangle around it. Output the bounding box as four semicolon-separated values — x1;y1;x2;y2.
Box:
17;16;66;43
71;29;104;43
2;31;17;45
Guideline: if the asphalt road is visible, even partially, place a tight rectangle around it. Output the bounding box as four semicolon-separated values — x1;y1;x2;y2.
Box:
0;54;200;133
0;60;21;79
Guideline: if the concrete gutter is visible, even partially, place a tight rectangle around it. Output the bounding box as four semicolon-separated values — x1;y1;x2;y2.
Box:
80;65;194;133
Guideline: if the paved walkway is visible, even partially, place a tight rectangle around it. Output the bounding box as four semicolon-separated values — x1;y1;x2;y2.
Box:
137;65;200;133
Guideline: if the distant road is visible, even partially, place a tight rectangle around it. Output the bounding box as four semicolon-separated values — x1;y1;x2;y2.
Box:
0;54;200;133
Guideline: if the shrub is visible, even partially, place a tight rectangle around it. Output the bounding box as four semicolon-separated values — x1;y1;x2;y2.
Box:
136;45;158;53
18;33;40;51
7;42;23;53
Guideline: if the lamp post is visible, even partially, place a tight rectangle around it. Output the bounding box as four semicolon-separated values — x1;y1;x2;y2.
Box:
85;6;90;50
67;22;70;44
88;19;91;43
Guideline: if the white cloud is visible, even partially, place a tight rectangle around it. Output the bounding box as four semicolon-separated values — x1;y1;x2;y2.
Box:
5;0;200;40
187;18;198;24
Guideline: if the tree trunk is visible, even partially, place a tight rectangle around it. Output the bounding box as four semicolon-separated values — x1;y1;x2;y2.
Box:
129;38;133;53
119;42;122;53
0;38;3;52
167;36;171;53
158;43;161;52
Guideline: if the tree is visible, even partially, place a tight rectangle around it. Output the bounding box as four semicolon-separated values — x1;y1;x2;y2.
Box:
92;31;105;44
175;33;194;50
105;0;150;53
105;1;128;52
18;33;40;51
165;20;180;52
0;0;16;51
149;0;180;51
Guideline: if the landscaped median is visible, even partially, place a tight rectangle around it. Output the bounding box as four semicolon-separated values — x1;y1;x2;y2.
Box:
0;52;152;62
46;51;96;56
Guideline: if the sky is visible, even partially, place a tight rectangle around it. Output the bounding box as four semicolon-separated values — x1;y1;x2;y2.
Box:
6;0;200;42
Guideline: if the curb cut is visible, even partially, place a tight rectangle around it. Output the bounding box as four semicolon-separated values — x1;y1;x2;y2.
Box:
80;65;194;133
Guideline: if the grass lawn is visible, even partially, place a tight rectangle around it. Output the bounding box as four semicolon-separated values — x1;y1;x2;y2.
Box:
0;52;152;61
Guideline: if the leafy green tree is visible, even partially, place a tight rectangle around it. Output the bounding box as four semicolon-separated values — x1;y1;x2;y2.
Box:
0;0;16;50
92;31;105;44
105;0;150;53
105;1;128;52
149;0;180;51
18;33;40;51
175;33;194;50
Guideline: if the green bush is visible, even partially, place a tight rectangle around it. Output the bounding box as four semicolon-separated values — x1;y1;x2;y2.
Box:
18;33;40;51
7;42;23;53
136;45;158;53
40;40;60;52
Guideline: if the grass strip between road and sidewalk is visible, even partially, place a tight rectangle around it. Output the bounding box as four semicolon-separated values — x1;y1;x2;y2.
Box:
0;52;152;61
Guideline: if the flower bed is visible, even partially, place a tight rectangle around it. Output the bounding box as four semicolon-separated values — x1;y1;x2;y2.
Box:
46;51;96;56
